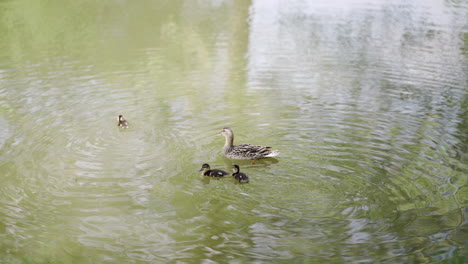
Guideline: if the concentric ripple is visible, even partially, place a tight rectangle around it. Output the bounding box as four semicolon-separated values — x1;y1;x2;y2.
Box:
0;0;466;263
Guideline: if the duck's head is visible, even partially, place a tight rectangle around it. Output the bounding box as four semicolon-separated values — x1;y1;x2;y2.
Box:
118;115;125;121
219;127;233;138
199;163;211;172
232;164;240;173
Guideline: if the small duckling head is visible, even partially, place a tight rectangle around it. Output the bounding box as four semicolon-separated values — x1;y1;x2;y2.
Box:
199;163;211;173
232;164;240;173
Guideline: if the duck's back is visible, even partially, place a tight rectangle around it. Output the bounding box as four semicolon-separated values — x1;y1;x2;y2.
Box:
204;169;229;177
226;143;279;160
233;172;250;183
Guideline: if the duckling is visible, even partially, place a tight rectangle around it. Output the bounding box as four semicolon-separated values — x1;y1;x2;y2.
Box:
118;115;129;128
232;165;249;183
199;163;229;177
219;127;280;161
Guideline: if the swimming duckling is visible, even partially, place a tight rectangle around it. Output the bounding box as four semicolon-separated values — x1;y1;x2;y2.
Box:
118;115;129;128
219;127;279;161
232;165;249;183
199;163;229;177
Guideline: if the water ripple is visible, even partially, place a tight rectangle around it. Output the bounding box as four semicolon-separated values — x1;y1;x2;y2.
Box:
0;0;466;262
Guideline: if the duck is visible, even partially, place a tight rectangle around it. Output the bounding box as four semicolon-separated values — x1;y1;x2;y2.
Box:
118;115;129;128
219;127;280;161
199;163;229;177
232;165;249;183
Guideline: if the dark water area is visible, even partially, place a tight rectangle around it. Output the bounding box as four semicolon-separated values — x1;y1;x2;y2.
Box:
0;0;467;263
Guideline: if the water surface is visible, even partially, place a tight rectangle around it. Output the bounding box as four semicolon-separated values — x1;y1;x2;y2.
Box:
0;0;467;263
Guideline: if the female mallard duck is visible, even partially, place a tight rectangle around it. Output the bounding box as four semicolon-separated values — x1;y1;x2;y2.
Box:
219;127;279;161
118;115;129;128
199;163;229;177
232;165;249;183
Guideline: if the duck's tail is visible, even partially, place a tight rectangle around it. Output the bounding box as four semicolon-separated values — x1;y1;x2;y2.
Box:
266;150;280;157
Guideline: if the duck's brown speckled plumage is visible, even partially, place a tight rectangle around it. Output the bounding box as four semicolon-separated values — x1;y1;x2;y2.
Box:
219;127;279;160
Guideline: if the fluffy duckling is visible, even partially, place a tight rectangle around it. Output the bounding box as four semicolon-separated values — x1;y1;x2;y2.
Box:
199;163;229;177
118;115;129;128
219;127;279;161
232;165;250;183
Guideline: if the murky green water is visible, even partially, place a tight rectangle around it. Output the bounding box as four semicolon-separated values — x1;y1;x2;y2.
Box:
1;0;467;263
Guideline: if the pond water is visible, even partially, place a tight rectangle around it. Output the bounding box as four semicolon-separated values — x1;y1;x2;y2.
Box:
0;0;467;263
